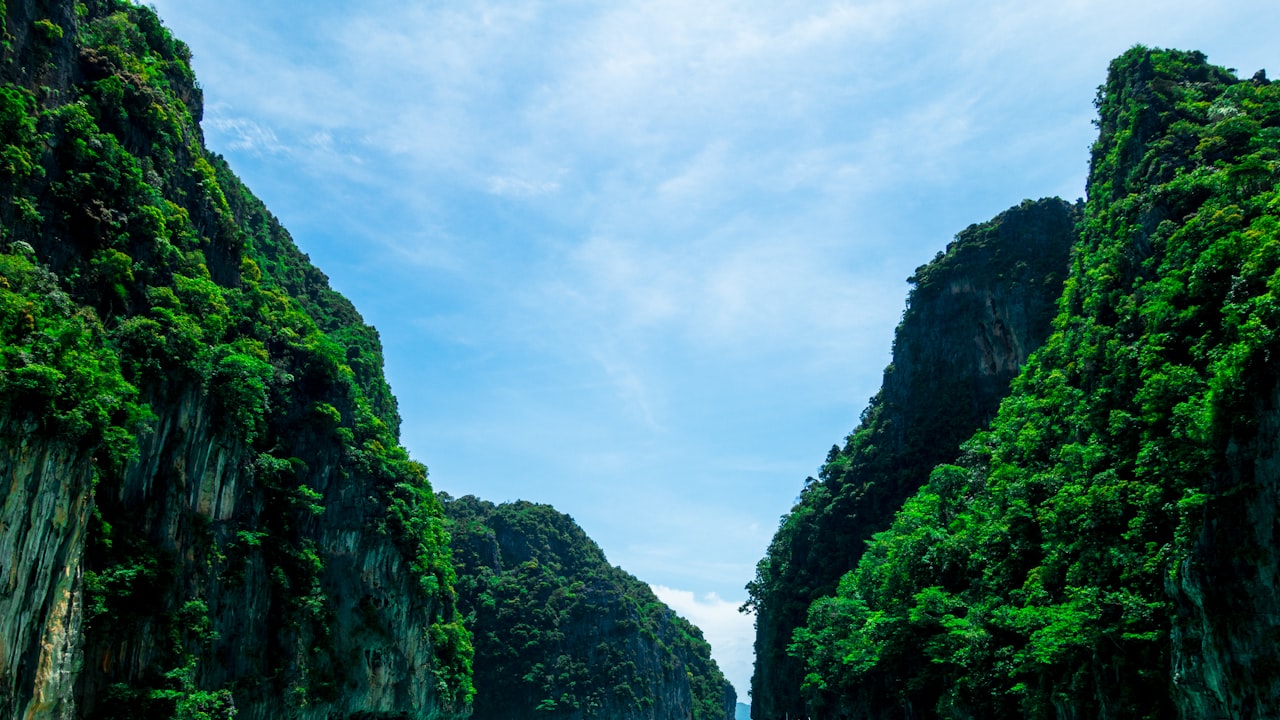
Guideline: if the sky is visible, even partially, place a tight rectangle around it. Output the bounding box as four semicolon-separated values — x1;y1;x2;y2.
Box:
144;0;1278;701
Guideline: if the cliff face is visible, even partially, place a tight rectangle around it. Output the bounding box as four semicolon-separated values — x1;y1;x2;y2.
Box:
443;495;737;720
0;418;93;720
77;383;453;720
1171;377;1280;718
0;2;472;718
782;48;1280;719
745;198;1078;720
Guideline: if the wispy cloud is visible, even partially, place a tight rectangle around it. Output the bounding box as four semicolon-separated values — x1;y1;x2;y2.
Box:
204;109;288;155
486;175;561;198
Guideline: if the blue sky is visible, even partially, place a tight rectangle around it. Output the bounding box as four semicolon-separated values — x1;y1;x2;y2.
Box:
146;0;1277;700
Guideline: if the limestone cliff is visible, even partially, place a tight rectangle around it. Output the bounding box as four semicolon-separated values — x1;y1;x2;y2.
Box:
777;48;1280;719
745;198;1078;720
443;495;737;720
0;2;472;718
0;417;93;720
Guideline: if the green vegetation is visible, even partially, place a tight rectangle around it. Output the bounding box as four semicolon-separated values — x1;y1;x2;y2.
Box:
443;495;736;720
0;244;144;467
784;48;1280;718
0;0;471;716
744;198;1077;719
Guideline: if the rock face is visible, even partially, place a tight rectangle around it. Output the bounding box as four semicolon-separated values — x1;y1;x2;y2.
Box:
75;385;455;720
0;2;472;718
1170;377;1280;718
443;495;737;720
0;421;93;720
745;198;1078;720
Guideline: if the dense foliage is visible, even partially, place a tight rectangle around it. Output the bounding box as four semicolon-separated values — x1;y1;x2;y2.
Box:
443;495;737;720
744;198;1077;719
0;0;471;715
787;48;1280;718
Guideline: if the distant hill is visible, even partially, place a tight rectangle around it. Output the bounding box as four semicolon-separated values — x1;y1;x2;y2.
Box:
443;494;737;720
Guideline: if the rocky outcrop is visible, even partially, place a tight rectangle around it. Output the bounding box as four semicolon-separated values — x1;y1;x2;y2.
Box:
0;2;471;718
746;198;1078;720
444;495;737;720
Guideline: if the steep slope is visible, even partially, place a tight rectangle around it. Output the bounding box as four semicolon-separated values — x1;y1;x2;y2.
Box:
0;2;472;718
745;198;1078;719
442;495;737;720
790;48;1280;719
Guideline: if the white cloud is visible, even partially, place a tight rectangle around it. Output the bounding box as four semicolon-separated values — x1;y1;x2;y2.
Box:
657;140;732;203
546;226;900;356
486;175;561;198
592;346;664;431
204;111;288;155
652;584;755;700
